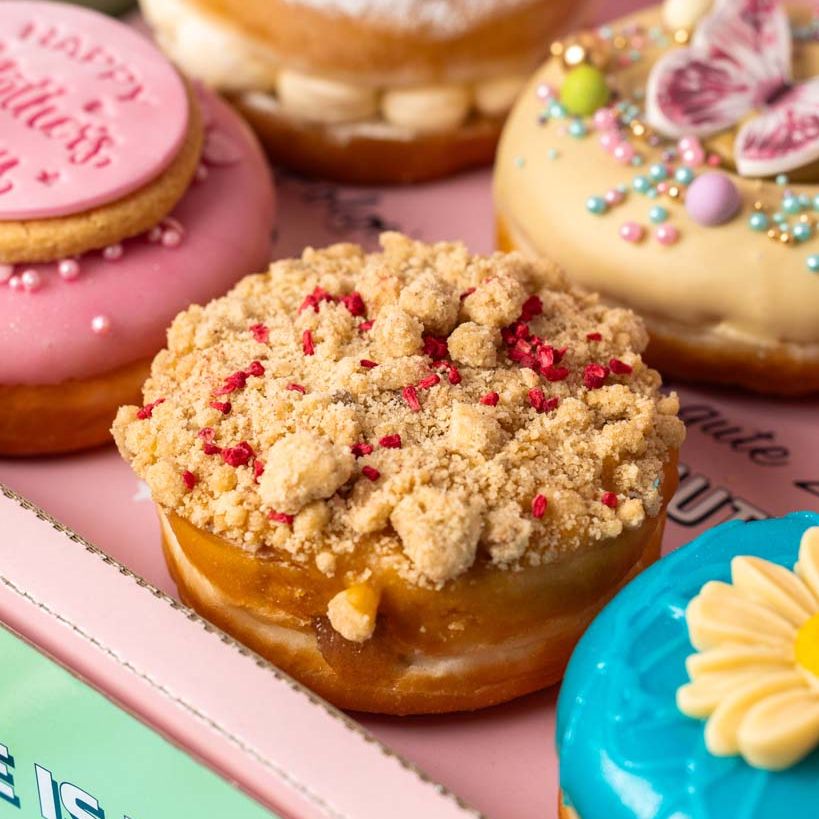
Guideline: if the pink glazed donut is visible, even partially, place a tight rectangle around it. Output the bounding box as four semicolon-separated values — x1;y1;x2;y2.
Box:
0;3;275;455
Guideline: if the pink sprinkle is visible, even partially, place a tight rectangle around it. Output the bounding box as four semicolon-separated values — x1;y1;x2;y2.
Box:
302;329;315;356
58;259;80;280
583;363;609;389
418;374;440;389
536;82;555;101
707;153;722;167
402;385;421;412
599;131;620;151
182;470;198;490
360;359;378;369
678;136;705;167
21;269;41;292
655;224;679;246
249;323;269;343
351;442;374;458
209;400;232;414
379;434;402;448
586;331;603;341
619;221;644;243
613;142;636;164
656;181;669;194
361;466;380;482
593;107;617;131
601;491;619;508
91;314;111;335
0;264;14;283
531;494;548;519
286;383;306;393
8;275;22;292
102;243;124;261
161;228;183;248
609;358;633;375
605;188;625;206
268;510;294;525
480;392;499;406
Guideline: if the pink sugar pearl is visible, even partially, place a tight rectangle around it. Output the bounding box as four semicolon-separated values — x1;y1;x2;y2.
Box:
8;275;22;292
593;107;617;131
656;225;679;245
21;269;41;292
678;135;705;167
91;314;111;335
599;131;621;151
605;188;625;206
613;142;636;164
58;259;80;280
619;221;645;243
161;228;183;248
103;243;124;261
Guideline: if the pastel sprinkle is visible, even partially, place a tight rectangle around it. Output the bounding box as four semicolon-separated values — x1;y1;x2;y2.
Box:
674;166;695;185
808;255;819;272
748;212;769;231
619;221;645;243
648;163;668;181
649;205;668;223
586;195;607;215
794;223;812;242
91;314;111;335
655;224;679;245
775;174;789;186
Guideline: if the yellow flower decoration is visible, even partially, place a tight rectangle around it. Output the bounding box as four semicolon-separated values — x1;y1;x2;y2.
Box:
677;526;819;771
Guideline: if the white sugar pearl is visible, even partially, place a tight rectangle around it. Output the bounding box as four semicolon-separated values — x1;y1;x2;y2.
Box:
58;259;80;280
91;314;111;335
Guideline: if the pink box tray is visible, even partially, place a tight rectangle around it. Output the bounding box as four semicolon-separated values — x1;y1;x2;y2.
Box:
1;2;817;815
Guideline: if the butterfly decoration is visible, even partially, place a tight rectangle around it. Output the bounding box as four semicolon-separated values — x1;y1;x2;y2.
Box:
646;0;819;177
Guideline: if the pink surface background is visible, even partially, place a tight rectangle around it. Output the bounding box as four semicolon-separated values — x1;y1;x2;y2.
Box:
1;1;818;817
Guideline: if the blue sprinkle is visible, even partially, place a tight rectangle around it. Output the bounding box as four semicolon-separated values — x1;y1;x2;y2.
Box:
568;119;588;138
782;195;801;214
775;173;789;186
748;212;769;231
649;163;668;182
632;175;651;193
773;212;786;224
514;155;526;168
793;223;812;243
548;148;560;160
649;205;669;223
807;254;819;272
586;195;608;215
674;166;695;185
631;155;645;167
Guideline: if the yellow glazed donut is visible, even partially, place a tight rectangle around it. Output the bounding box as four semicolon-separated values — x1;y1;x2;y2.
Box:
140;0;589;184
114;234;684;714
495;1;819;395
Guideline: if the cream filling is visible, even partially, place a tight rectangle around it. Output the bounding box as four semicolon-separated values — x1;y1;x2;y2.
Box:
142;0;527;131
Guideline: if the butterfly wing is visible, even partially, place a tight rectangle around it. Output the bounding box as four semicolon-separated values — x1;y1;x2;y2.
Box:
646;0;791;138
735;77;819;176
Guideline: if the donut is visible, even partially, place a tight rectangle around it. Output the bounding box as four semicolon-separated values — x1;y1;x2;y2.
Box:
139;0;587;184
0;2;275;456
113;233;684;715
495;0;819;395
556;511;819;819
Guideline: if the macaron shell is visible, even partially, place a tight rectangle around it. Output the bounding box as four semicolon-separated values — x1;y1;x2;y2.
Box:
557;511;819;819
0;1;189;219
0;85;275;385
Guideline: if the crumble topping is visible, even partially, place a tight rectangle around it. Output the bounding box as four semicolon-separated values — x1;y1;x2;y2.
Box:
114;233;684;589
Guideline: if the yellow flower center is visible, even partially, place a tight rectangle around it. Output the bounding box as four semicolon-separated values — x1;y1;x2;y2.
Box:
795;613;819;679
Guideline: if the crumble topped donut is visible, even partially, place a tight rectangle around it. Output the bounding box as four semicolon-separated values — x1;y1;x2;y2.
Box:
495;0;819;395
114;233;684;714
557;512;819;819
140;0;588;183
0;2;275;455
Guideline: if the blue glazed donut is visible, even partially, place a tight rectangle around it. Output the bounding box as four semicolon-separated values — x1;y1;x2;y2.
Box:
557;511;819;819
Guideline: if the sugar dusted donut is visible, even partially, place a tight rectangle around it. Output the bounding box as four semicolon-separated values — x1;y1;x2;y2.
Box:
114;233;683;715
0;2;275;455
557;511;819;819
495;1;819;395
140;0;588;184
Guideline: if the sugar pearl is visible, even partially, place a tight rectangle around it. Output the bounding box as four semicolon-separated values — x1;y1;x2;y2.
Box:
0;264;13;283
194;164;209;183
613;142;636;164
593;107;617;130
58;259;80;280
685;172;741;226
674;166;695;185
649;205;669;223
91;314;111;335
599;131;620;151
807;254;819;272
103;243;124;261
586;196;608;215
8;275;22;291
605;188;625;206
161;228;183;247
655;224;679;245
21;269;41;292
619;221;645;242
147;226;163;243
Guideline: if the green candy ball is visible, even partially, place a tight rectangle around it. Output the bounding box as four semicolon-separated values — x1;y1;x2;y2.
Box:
559;64;610;117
